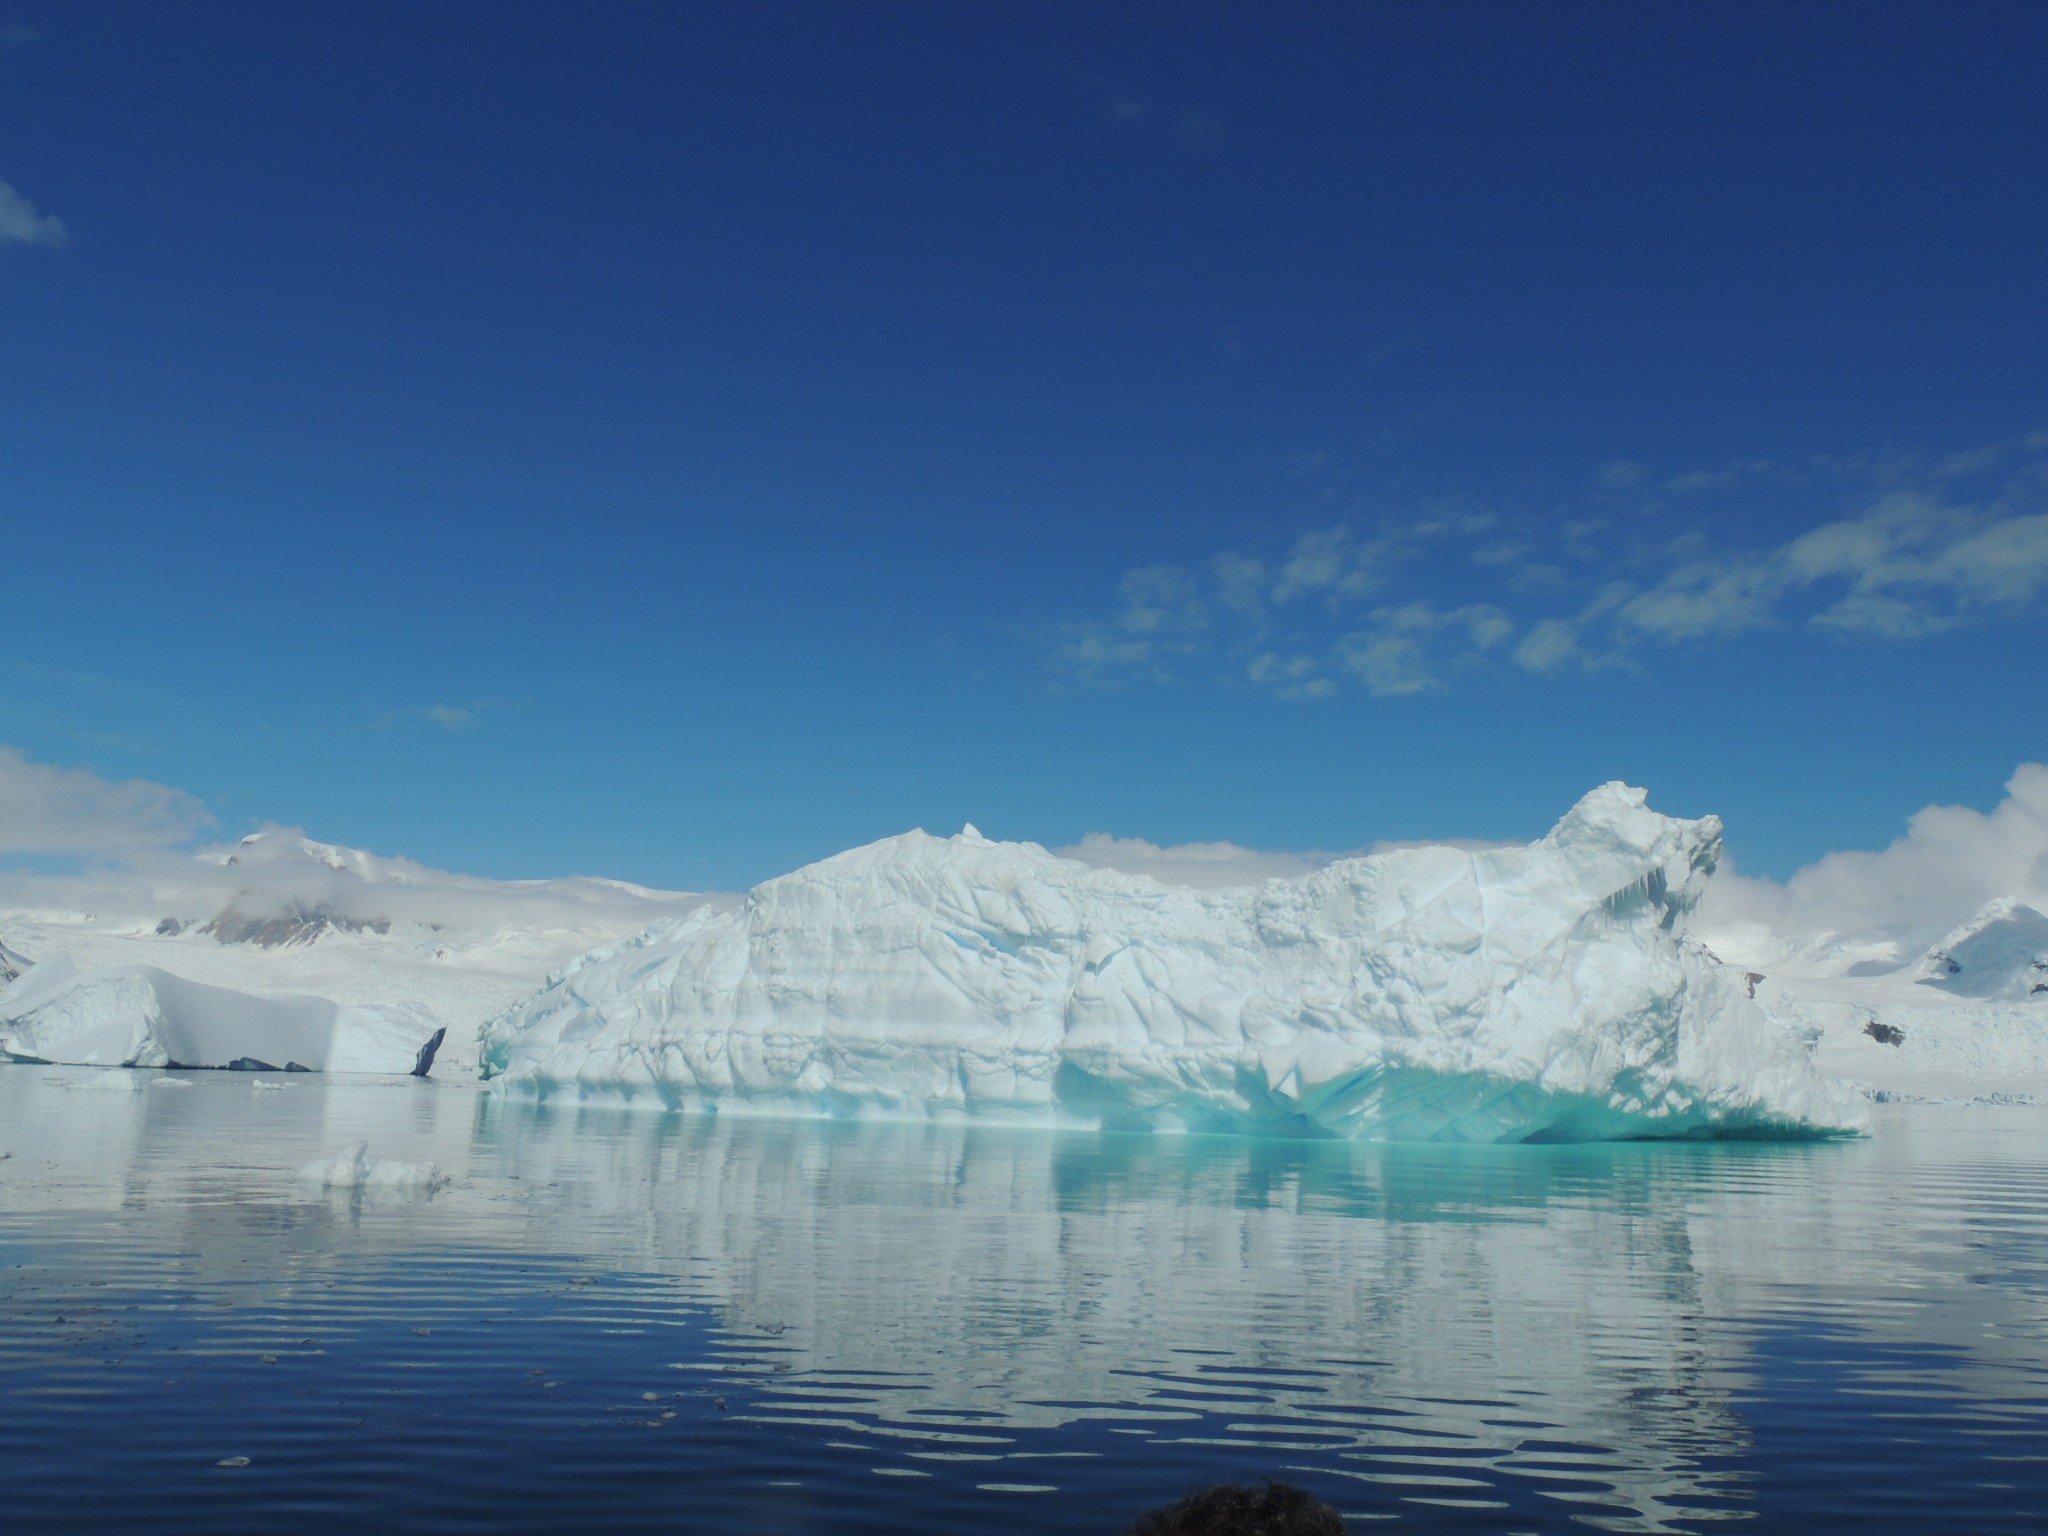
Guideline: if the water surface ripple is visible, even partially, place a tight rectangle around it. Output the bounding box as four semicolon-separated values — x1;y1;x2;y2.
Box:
2;1069;2045;1532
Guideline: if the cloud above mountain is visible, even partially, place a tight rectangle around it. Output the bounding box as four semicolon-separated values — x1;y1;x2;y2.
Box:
0;746;695;943
1697;762;2048;963
0;746;214;857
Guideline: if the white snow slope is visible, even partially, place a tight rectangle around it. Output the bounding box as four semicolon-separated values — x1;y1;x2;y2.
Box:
482;784;1864;1141
0;829;701;1079
1701;898;2048;1105
0;955;443;1073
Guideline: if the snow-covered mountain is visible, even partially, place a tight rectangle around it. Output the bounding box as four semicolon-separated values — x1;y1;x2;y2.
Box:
481;784;1864;1141
1696;900;2048;1106
0;829;703;1078
8;787;2040;1111
1918;900;2048;1002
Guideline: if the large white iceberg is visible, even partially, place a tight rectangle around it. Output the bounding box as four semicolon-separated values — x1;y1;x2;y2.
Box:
481;785;1863;1141
0;955;446;1075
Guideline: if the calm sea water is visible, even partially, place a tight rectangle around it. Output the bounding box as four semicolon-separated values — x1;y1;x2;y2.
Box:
2;1068;2045;1534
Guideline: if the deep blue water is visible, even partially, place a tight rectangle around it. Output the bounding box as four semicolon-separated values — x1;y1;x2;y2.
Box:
2;1069;2045;1533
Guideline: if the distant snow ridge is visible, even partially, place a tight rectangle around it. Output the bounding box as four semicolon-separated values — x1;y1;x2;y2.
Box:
0;827;699;1079
482;785;1864;1142
1918;900;2048;1002
153;827;686;950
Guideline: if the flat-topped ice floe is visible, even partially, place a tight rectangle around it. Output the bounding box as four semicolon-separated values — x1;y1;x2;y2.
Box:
0;956;447;1076
481;785;1864;1141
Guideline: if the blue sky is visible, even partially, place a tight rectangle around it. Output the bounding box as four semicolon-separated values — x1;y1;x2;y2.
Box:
2;1;2045;891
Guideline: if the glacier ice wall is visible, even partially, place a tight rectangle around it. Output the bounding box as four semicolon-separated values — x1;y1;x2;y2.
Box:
0;955;446;1075
480;784;1864;1141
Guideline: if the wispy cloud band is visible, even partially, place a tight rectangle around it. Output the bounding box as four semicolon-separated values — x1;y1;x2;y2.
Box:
0;179;68;249
1045;433;2048;698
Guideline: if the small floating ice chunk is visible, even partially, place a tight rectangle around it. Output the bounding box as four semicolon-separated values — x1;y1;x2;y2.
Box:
57;1070;148;1092
295;1139;447;1193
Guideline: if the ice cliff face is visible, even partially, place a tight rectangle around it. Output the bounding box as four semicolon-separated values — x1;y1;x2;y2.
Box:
481;785;1862;1141
0;956;446;1075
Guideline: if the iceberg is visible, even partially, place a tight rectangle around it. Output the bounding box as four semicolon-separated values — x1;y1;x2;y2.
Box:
0;827;701;1080
0;956;446;1075
482;785;1863;1141
295;1139;447;1192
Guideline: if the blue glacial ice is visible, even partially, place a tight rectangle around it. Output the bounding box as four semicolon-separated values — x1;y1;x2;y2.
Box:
481;785;1864;1141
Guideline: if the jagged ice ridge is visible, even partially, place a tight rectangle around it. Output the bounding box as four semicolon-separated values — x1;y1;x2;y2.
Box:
482;784;1864;1141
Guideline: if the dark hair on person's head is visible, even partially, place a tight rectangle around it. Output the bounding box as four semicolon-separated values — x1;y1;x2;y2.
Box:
1129;1479;1347;1535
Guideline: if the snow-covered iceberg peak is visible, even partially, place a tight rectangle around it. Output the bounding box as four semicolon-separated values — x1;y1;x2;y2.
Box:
480;784;1864;1141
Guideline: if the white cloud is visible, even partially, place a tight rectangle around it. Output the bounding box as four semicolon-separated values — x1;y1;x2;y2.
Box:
1272;527;1384;602
1337;632;1438;696
0;746;215;856
1387;599;1513;651
1696;763;2048;962
1246;652;1333;700
1661;469;1740;493
1050;564;1209;686
0;179;68;248
1055;832;1329;888
1052;631;1166;684
1616;561;1778;641
1513;617;1583;676
1209;551;1269;614
1930;511;2048;604
1057;829;1520;888
1114;564;1206;636
1809;592;1954;639
1608;486;2048;646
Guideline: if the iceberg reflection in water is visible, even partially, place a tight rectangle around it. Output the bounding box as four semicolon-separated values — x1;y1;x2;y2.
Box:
1;1069;2045;1534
